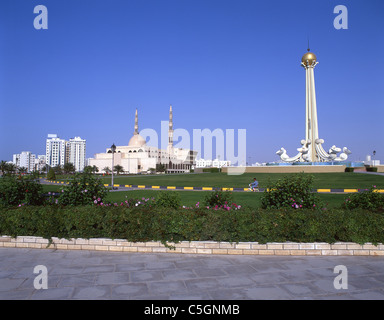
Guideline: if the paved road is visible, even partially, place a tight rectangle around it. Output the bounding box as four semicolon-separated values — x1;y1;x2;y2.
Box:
1;248;384;300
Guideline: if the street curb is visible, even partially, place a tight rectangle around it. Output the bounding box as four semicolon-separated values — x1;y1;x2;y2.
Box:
44;181;384;193
1;236;383;256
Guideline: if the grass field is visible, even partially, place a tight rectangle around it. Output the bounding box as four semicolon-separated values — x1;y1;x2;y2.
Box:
102;190;347;209
44;172;383;209
97;172;384;189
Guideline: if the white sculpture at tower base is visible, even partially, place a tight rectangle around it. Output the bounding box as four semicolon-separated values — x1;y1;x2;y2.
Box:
277;49;351;163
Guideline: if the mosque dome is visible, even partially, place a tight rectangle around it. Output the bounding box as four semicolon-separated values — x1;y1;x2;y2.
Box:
302;51;317;65
128;134;146;147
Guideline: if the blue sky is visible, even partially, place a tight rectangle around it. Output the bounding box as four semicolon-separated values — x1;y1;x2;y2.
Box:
1;0;383;163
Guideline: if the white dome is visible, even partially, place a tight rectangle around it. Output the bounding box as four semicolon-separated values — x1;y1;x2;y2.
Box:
128;134;146;147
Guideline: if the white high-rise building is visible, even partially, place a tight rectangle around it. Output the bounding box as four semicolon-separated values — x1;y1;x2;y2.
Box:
67;136;86;172
12;151;36;172
46;134;66;168
35;155;46;172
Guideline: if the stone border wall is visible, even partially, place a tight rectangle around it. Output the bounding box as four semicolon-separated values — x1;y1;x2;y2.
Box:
222;165;347;174
1;236;383;256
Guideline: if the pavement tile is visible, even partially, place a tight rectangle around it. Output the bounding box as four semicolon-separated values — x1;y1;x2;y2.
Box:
71;286;111;300
111;283;149;298
244;285;294;300
162;268;197;281
30;287;75;300
95;272;130;285
148;280;188;295
130;270;164;283
2;248;384;300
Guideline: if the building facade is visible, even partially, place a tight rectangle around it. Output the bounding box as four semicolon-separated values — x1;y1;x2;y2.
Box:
46;134;66;168
67;137;86;172
195;158;231;168
89;106;198;174
46;134;86;172
12;151;36;172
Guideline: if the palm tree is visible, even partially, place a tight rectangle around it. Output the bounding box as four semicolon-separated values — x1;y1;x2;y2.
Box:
63;162;75;175
18;167;28;174
102;166;111;174
92;165;99;174
113;165;124;175
5;163;17;175
0;160;7;175
53;165;63;175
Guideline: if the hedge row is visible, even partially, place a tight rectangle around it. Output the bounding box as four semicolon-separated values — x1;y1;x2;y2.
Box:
1;206;384;246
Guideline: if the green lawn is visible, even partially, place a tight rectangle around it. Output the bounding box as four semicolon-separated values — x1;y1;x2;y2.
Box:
104;190;346;209
41;184;347;209
97;172;384;189
44;172;383;209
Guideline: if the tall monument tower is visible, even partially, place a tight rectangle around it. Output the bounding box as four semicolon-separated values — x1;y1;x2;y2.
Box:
276;48;351;163
302;49;319;161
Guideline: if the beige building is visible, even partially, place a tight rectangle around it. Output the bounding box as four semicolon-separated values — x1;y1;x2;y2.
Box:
89;106;197;174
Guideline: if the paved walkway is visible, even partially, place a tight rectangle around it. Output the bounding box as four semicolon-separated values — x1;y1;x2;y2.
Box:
1;248;384;300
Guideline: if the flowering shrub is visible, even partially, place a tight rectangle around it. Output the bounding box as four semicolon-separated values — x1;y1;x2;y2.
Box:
343;185;384;212
0;175;44;207
93;196;156;208
204;190;234;208
45;192;59;205
57;173;108;206
186;201;241;211
155;191;181;209
261;173;322;210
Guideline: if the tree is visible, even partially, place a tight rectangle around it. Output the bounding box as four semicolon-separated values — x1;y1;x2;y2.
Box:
113;165;124;175
18;167;28;174
63;162;75;175
102;167;111;174
47;168;56;180
148;167;156;174
83;165;93;174
0;160;7;175
156;163;166;173
53;165;63;175
5;163;17;175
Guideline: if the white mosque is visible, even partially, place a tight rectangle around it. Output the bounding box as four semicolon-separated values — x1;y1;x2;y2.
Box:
89;106;198;174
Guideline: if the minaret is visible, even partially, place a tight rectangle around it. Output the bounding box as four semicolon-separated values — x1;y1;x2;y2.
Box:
134;108;139;135
301;48;319;162
168;105;174;155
